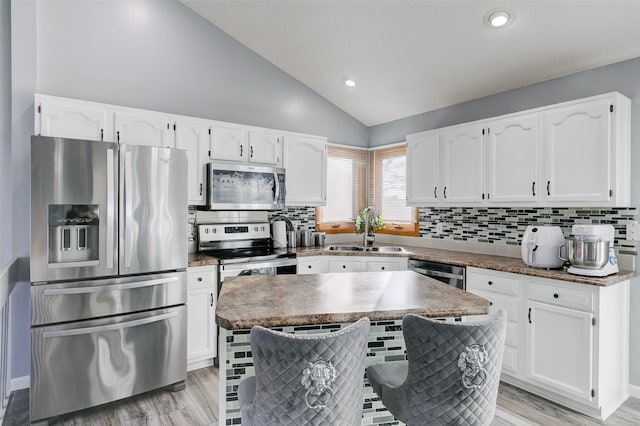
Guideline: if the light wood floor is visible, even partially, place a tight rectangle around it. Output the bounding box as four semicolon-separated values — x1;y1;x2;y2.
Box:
4;367;640;425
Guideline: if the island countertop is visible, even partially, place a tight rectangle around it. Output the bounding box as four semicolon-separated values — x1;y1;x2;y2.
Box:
215;270;490;330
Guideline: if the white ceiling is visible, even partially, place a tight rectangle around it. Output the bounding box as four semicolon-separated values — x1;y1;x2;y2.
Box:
181;0;640;127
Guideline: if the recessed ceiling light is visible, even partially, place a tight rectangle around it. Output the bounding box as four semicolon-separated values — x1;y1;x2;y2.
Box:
484;8;514;29
344;78;358;87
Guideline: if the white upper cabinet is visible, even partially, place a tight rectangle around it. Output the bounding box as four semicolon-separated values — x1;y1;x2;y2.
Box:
248;131;282;166
209;125;248;162
283;135;327;206
540;95;629;206
441;123;484;203
485;113;539;203
405;92;630;207
35;95;114;142
175;118;210;206
114;110;174;148
406;133;441;205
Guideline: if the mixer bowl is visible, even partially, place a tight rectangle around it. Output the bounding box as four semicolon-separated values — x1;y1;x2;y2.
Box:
565;237;610;269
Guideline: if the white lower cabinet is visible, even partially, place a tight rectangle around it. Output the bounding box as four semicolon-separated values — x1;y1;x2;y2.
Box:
298;256;408;275
467;267;629;421
187;266;218;370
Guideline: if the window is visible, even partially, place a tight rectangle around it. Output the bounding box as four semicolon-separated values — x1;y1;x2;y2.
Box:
369;144;418;236
316;145;366;233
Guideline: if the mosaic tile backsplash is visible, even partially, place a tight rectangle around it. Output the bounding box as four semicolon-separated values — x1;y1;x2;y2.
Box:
418;207;638;255
268;207;316;231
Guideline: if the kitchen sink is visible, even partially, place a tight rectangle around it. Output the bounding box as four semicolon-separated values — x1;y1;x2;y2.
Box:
324;245;407;253
324;245;365;252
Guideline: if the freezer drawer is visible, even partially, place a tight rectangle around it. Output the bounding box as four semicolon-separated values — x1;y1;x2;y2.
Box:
30;305;187;422
31;271;186;325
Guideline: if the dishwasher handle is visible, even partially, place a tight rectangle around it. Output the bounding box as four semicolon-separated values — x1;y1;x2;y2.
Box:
410;266;465;281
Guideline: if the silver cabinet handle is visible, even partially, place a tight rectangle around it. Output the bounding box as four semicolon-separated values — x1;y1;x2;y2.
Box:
274;172;280;205
106;149;115;269
43;311;179;338
44;277;179;296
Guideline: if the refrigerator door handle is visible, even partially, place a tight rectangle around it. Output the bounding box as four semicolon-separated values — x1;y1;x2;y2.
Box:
43;276;179;296
106;149;115;270
42;311;179;338
123;149;134;268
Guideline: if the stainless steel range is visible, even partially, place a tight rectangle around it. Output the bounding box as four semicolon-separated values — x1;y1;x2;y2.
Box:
198;222;297;289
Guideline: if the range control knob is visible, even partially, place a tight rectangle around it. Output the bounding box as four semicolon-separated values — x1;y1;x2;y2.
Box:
212;228;216;233
261;226;265;231
254;227;258;231
204;228;209;234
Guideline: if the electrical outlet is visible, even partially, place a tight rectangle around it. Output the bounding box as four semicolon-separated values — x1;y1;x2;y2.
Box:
435;222;446;235
626;221;640;241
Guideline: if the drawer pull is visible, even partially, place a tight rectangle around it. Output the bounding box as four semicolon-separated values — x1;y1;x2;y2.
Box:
381;266;385;270
308;265;312;269
198;277;203;282
488;281;493;286
489;302;493;306
342;265;346;269
553;293;559;299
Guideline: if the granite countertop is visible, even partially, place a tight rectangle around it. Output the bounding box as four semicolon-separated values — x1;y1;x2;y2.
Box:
189;244;634;287
293;245;634;287
215;270;490;330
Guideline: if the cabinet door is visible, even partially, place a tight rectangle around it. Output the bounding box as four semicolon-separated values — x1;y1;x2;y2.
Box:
283;135;327;206
114;111;174;148
176;118;210;205
540;99;611;203
37;97;113;142
406;134;441;204
486;114;538;203
210;126;248;162
187;286;217;362
441;124;484;203
249;131;282;166
525;301;594;401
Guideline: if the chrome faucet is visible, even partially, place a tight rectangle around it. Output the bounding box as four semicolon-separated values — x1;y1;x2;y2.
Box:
363;206;378;249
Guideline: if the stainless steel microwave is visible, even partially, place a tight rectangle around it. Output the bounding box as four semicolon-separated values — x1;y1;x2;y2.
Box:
206;163;286;210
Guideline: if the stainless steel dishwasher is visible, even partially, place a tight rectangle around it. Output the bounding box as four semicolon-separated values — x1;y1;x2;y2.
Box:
408;259;466;290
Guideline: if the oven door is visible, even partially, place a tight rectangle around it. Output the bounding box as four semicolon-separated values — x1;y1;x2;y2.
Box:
218;257;297;288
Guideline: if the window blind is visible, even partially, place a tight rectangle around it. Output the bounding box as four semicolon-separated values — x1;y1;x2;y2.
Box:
316;145;366;233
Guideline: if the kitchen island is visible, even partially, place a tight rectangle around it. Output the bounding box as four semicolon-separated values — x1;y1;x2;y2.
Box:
216;270;490;425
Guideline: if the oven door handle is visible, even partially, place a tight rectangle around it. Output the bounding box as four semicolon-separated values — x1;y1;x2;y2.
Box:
221;258;298;272
410;267;464;281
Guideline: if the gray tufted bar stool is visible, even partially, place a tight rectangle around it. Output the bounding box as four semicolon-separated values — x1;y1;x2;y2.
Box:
366;310;507;426
237;317;370;425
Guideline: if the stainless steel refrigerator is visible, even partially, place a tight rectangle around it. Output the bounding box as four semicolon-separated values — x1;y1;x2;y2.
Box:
30;136;188;422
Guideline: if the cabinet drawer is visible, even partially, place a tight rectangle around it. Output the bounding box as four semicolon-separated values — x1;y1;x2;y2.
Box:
467;271;518;296
468;289;518;323
298;259;328;275
366;261;402;272
187;269;216;288
502;346;518;375
328;260;362;273
527;282;593;312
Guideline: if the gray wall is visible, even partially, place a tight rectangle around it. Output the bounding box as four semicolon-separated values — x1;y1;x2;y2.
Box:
9;0;37;379
369;57;640;386
36;0;368;147
1;0;11;269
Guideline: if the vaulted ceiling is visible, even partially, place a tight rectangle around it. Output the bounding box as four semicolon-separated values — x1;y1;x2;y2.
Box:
182;0;640;126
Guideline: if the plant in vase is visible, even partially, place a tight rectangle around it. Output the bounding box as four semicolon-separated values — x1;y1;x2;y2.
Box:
353;209;385;237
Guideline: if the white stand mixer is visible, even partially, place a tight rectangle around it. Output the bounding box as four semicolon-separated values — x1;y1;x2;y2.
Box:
566;224;619;277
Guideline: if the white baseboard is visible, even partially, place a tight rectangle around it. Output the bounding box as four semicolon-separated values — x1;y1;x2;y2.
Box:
10;375;29;391
629;383;640;399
